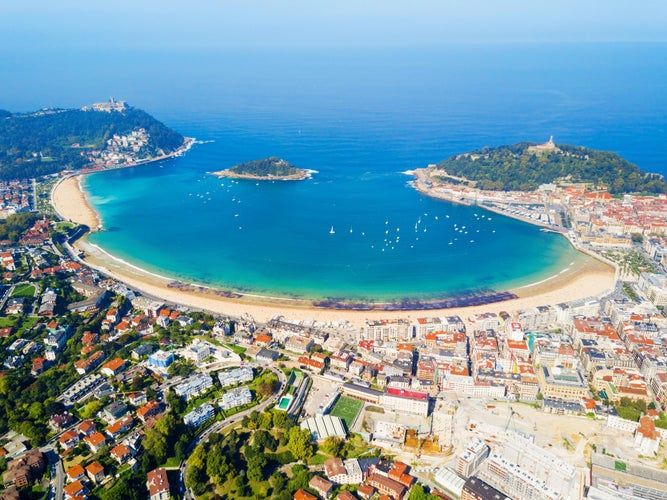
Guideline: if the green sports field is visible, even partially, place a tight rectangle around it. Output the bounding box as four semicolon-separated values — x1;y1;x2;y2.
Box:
329;395;363;429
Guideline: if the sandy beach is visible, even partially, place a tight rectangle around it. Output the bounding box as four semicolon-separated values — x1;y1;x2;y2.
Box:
51;175;616;329
52;176;102;230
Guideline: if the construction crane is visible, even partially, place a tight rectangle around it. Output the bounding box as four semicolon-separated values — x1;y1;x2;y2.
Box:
504;400;518;433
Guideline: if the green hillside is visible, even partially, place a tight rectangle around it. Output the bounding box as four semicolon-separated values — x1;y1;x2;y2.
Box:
228;157;303;177
0;103;185;180
433;141;666;193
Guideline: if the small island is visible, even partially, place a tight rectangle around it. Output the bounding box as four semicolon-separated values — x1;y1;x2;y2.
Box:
212;157;312;181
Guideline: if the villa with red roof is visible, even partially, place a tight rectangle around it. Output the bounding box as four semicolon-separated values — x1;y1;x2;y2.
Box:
101;357;127;377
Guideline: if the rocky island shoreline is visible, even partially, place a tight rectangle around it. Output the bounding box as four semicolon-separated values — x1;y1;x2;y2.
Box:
212;157;313;181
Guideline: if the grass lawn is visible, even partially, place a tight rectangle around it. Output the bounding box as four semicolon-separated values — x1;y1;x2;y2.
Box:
330;396;363;430
343;434;371;458
307;453;329;465
0;315;38;332
10;283;35;298
161;456;181;468
0;317;18;328
223;343;247;355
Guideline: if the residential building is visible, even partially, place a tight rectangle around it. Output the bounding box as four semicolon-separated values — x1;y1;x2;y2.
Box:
456;439;490;478
137;400;163;423
365;319;412;342
635;416;661;455
285;336;314;353
183;403;215;428
1;450;45;488
217;366;254;387
100;357;127;377
174;373;213;400
637;272;667;307
86;461;105;484
182;341;213;364
219;386;252;411
324;458;363;485
131;343;155;359
380;388;429;416
66;464;85;483
110;444;133;464
105;416;134;440
74;350;106;375
256;348;280;364
77;420;97;437
147;468;170;500
536;364;589;402
294;489;318;500
309;475;333;499
460;476;509;500
366;472;406;500
84;432;107;453
58;430;79;451
147;350;174;370
63;480;87;499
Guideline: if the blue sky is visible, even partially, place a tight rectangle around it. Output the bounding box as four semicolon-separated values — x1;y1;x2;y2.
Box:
2;0;666;49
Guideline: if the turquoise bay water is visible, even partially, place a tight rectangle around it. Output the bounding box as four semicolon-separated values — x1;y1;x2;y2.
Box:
59;44;666;302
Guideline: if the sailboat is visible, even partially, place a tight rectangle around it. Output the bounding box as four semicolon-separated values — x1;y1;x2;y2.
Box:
329;226;335;234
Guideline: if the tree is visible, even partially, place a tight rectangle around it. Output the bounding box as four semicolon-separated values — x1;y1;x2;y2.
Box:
99;472;145;500
28;401;44;420
207;450;231;485
186;445;209;496
287;427;314;462
409;484;440;500
321;436;344;457
167;359;196;378
260;411;274;430
143;413;182;465
166;389;186;416
287;464;311;493
143;427;168;465
79;399;103;419
271;471;287;493
257;372;279;398
272;410;294;430
247;453;267;482
235;474;249;496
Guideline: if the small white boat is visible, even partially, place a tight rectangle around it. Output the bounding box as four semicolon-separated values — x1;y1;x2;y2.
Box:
329;226;335;234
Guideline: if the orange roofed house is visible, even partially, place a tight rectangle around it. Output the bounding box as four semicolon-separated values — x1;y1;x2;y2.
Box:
86;461;105;484
294;489;318;500
147;468;170;500
101;357;127;377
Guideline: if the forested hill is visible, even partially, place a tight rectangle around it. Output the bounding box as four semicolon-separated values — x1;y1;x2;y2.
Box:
433;141;667;194
229;157;302;177
0;103;185;180
213;157;310;180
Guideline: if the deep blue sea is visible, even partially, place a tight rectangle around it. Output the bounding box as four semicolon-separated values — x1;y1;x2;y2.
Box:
3;44;666;301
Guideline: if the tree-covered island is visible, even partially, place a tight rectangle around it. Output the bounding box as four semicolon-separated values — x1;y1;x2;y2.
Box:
212;157;312;180
425;137;667;194
0;99;188;180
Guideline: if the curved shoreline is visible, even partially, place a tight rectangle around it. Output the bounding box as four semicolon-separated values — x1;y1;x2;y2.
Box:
51;171;616;327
